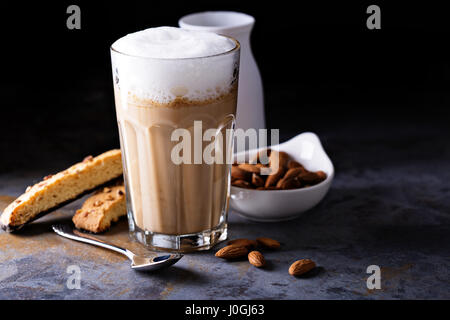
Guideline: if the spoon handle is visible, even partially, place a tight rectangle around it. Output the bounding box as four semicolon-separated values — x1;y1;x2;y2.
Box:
52;224;132;259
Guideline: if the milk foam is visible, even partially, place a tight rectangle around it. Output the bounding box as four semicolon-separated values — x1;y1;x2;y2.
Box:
111;27;238;104
112;27;235;59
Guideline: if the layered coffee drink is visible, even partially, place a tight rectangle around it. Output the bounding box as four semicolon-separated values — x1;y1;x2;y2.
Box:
111;27;240;251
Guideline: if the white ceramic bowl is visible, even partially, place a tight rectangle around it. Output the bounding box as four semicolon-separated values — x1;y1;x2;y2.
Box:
230;132;334;222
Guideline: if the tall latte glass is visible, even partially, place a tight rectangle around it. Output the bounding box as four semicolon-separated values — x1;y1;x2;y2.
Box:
110;27;240;252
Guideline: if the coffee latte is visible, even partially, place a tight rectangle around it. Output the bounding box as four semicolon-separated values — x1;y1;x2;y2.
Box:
111;27;240;250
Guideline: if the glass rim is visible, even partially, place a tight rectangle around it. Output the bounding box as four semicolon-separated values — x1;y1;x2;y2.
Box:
110;33;240;61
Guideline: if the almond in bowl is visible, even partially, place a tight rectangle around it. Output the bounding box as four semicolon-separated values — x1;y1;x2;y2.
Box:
231;149;327;191
229;132;334;222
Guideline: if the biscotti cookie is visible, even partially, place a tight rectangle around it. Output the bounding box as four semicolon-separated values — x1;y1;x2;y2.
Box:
72;182;126;233
0;150;123;231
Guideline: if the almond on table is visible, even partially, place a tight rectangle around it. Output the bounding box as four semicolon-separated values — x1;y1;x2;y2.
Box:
227;238;258;249
215;245;248;259
256;237;281;249
248;251;266;267
289;259;316;276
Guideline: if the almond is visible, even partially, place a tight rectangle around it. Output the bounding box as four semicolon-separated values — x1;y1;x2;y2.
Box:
316;170;327;181
287;160;304;169
228;238;257;249
275;178;284;189
251;173;265;187
215;245;248;259
232;179;251;189
264;167;286;187
238;163;260;174
248;251;266;267
276;177;301;190
297;171;326;184
264;150;288;187
83;155;94;163
231;166;250;181
93;200;103;207
268;150;289;169
289;259;316;276
284;167;305;180
256;237;281;249
250;148;271;164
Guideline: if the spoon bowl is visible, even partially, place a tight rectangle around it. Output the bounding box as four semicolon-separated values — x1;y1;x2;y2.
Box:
130;253;182;271
52;224;183;271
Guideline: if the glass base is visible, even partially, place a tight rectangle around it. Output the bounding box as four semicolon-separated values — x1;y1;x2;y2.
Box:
128;221;228;253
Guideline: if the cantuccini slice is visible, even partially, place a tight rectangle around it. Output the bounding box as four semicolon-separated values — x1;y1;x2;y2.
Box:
72;183;126;233
0;149;123;231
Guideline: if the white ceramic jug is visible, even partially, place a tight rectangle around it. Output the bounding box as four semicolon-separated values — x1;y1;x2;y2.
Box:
179;11;266;133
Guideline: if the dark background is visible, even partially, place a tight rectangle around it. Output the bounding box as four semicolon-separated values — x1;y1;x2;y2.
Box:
1;2;449;300
1;1;449;173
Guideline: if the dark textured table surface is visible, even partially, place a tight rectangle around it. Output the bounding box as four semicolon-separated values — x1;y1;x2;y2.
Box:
0;119;449;300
